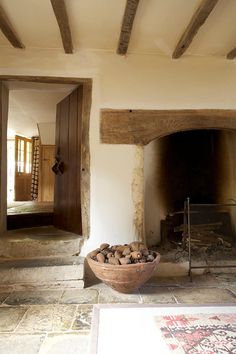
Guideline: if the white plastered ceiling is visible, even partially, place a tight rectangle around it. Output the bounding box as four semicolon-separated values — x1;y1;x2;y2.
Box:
0;0;236;57
7;82;76;140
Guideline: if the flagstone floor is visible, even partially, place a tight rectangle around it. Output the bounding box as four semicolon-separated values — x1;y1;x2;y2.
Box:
0;273;236;353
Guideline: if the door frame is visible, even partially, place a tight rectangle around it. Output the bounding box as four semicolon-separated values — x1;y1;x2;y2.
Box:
0;75;92;238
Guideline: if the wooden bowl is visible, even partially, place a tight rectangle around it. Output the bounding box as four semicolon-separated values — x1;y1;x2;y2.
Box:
86;251;161;293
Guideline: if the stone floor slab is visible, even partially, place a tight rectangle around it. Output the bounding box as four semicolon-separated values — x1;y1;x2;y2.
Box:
0;307;27;332
72;305;93;331
0;334;45;354
87;282;108;290
52;305;77;331
188;274;219;287
4;290;63;305
60;289;98;304
0;292;11;304
146;277;178;286
214;273;236;286
139;286;176;304
16;306;54;332
98;287;140;304
171;287;236;304
227;286;236;296
38;333;89;354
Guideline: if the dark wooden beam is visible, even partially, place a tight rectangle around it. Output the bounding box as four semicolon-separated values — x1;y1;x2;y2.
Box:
0;5;24;48
117;0;140;55
50;0;73;54
0;75;90;85
227;48;236;60
172;0;219;59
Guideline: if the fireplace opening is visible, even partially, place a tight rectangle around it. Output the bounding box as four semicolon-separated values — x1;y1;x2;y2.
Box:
144;129;236;263
156;130;221;209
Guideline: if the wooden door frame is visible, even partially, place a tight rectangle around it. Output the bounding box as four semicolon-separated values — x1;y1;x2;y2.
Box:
0;75;92;238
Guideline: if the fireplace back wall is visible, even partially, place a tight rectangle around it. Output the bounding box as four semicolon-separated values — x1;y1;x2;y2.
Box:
144;129;236;247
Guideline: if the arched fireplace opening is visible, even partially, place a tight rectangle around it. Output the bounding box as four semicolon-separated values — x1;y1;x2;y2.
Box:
144;129;236;254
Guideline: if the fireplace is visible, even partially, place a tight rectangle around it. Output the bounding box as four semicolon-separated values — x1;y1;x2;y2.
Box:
144;129;236;264
101;109;236;274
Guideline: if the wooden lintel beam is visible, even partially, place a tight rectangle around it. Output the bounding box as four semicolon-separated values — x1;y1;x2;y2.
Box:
172;0;219;59
101;109;236;145
227;48;236;60
117;0;140;55
50;0;73;54
0;5;24;49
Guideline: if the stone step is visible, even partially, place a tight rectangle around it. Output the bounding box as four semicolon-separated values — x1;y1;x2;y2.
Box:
154;258;236;277
0;226;84;259
0;257;84;289
7;212;53;230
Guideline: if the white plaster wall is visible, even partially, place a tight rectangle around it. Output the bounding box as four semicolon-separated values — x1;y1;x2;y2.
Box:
1;49;236;254
38;122;55;145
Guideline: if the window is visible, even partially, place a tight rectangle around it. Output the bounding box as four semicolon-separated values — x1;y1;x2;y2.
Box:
15;136;32;174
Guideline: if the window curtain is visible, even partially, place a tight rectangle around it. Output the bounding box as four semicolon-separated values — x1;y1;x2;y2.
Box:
31;137;40;200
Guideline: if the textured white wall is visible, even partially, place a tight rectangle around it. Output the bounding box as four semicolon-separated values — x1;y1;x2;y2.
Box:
1;49;236;253
38;122;55;145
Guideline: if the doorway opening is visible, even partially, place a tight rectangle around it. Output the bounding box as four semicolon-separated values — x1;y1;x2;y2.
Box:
6;81;76;230
0;76;91;239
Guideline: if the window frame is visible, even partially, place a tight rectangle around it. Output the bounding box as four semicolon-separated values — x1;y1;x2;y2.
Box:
15;135;32;175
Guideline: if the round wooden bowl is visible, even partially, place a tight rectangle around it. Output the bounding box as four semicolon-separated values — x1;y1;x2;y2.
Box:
86;251;161;293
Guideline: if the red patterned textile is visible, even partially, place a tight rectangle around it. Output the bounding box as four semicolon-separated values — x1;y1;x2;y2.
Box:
155;313;236;353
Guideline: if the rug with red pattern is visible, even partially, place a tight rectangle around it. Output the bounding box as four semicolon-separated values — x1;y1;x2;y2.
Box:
155;313;236;354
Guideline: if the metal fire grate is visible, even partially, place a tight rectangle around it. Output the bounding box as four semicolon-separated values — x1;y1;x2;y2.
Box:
184;198;236;280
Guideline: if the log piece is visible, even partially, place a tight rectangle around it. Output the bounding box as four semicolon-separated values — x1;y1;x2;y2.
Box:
89;242;156;265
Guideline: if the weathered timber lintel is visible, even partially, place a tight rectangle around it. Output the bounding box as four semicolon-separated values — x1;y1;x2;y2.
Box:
101;109;236;145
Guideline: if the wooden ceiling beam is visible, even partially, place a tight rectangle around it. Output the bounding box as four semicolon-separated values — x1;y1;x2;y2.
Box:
227;48;236;60
117;0;140;55
0;5;24;49
172;0;219;59
50;0;73;54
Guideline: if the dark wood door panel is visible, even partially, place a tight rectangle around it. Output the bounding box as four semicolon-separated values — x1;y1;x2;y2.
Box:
0;83;9;232
54;86;82;234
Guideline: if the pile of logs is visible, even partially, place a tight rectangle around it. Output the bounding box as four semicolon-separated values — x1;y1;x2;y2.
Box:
175;222;232;248
89;242;156;265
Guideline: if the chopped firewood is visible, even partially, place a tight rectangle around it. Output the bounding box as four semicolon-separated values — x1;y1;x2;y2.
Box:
174;222;223;232
89;242;156;265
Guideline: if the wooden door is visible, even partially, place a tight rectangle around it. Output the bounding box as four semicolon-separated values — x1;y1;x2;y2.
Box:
39;145;55;202
0;82;9;233
54;86;82;234
15;135;32;201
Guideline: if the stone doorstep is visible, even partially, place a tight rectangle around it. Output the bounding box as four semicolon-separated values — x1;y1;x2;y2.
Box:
0;257;84;268
0;280;85;292
0;237;84;258
0;257;85;286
